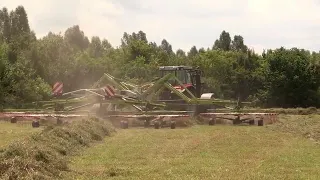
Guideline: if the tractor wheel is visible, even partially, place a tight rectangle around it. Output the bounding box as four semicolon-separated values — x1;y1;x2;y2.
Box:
233;116;241;125
161;120;166;128
120;121;123;128
123;121;129;129
258;120;264;126
209;118;216;126
170;121;176;129
11;117;17;123
233;120;241;125
120;121;128;129
154;121;160;129
144;120;150;128
249;120;255;125
32;120;40;128
233;119;241;125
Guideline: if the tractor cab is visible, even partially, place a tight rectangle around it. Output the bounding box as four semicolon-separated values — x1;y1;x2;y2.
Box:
158;66;202;99
159;66;193;87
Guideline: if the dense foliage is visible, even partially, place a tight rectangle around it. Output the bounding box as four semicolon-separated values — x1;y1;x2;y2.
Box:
0;6;319;108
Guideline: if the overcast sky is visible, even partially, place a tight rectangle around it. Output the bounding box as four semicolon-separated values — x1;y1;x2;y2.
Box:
1;0;320;54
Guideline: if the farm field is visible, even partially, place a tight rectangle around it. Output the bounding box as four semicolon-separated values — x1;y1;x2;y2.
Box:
0;120;43;148
1;3;320;180
64;114;320;180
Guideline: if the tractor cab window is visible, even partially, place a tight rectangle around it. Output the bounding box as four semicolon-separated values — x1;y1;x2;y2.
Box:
177;70;192;84
160;70;175;84
176;70;185;83
186;71;192;84
160;69;192;85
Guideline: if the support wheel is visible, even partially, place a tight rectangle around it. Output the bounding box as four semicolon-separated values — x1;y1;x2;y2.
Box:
32;120;40;128
124;121;129;129
120;121;129;129
120;121;123;128
233;116;241;125
170;121;176;129
249;120;255;125
154;121;160;129
258;120;264;126
161;120;166;128
11;117;17;123
209;118;216;126
144;120;150;128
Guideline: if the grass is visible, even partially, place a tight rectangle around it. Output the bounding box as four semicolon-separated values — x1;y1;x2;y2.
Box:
64;115;320;180
1;114;319;179
269;114;320;142
217;107;319;115
0;117;115;180
0;121;43;148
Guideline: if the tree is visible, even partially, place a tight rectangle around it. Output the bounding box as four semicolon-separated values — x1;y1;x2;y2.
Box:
13;6;30;34
0;5;319;109
0;7;11;43
188;46;198;58
199;47;206;53
120;31;153;62
231;35;247;52
160;39;173;54
88;36;103;58
101;39;112;50
260;48;319;107
213;30;231;51
64;25;89;51
176;49;186;57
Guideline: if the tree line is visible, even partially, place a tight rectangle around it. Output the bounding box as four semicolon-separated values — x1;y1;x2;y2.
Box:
0;6;319;108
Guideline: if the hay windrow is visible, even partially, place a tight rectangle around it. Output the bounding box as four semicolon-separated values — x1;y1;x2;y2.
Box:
0;117;116;180
267;114;320;143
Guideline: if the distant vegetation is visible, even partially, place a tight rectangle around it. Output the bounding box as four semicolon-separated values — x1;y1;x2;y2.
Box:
0;5;319;108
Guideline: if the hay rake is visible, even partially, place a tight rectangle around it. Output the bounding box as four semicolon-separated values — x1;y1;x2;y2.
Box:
1;66;278;128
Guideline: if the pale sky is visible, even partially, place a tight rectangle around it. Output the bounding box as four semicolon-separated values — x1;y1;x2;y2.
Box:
1;0;320;54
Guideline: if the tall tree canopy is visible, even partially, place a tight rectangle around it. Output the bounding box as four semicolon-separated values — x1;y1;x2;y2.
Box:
0;6;319;108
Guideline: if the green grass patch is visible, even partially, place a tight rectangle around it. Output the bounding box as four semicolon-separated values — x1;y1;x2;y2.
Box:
0;118;115;180
64;117;320;180
0;121;43;148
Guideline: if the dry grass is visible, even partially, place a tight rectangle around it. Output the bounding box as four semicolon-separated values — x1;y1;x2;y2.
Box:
267;114;320;142
1;113;319;179
233;107;319;115
64;115;320;180
0;117;115;180
0;120;43;148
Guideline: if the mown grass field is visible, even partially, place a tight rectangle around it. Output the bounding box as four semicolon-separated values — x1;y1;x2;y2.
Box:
64;115;320;180
0;118;115;179
0;120;43;148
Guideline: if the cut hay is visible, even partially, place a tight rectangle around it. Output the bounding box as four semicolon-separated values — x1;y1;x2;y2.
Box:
0;117;115;180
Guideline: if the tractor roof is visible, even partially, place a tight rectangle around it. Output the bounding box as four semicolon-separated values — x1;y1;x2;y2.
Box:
159;66;194;71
